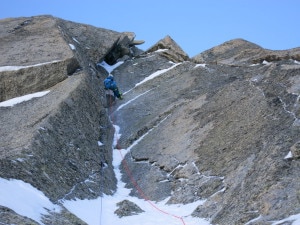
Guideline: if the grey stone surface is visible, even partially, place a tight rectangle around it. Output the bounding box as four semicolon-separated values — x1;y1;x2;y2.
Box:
112;39;300;224
1;15;300;225
114;199;145;217
0;206;40;225
0;15;138;224
291;141;300;158
0;16;78;101
192;38;300;65
145;35;190;62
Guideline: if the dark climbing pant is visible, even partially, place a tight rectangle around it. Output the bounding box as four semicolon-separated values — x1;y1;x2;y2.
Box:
112;88;122;99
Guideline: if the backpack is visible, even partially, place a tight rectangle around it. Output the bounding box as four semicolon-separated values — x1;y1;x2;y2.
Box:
104;77;117;90
104;78;112;89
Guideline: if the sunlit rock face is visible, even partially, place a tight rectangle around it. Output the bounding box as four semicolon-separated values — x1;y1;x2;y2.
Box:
0;15;129;224
0;15;299;225
113;39;300;224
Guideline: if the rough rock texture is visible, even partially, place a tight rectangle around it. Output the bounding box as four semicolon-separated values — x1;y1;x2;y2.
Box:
104;31;144;65
111;39;300;224
1;15;300;225
145;35;190;62
291;141;300;158
0;206;40;225
192;38;300;65
0;16;79;101
0;15;140;224
114;200;145;217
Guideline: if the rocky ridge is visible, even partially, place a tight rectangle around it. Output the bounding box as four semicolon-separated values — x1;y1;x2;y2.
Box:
192;38;300;65
0;15;300;225
112;44;300;224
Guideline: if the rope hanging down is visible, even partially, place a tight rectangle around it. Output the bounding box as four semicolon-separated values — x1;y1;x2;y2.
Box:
106;91;186;225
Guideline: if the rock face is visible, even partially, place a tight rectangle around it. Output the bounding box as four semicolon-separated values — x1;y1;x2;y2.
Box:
1;15;300;225
192;38;300;65
114;200;145;217
0;16;78;101
145;35;190;62
112;41;300;224
0;15;141;224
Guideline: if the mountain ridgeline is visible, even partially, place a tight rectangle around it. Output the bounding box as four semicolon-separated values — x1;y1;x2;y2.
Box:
0;15;300;224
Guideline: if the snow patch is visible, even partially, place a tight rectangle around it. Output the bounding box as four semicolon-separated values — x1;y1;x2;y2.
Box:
63;111;210;225
250;63;260;66
69;43;76;50
0;90;50;107
0;178;61;224
155;48;168;53
271;213;300;225
250;75;264;83
64;194;209;225
72;37;80;44
98;60;124;74
262;60;271;65
245;215;263;225
117;89;154;111
135;63;181;87
194;64;206;68
0;60;61;72
284;151;293;159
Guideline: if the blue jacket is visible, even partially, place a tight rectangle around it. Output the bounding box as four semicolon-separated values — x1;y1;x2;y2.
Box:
104;76;117;90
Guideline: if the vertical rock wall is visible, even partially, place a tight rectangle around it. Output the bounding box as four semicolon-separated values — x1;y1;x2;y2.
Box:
0;15;137;223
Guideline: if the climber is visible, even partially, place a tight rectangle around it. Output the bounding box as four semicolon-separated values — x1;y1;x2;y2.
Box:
103;74;123;100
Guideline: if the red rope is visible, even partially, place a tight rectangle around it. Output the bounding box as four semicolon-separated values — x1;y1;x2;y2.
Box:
108;92;186;225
